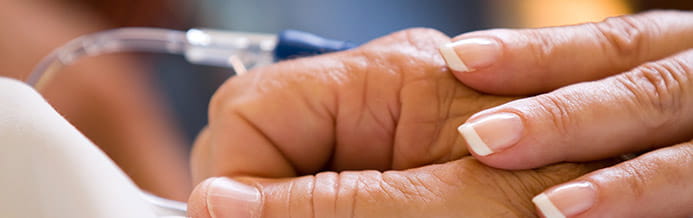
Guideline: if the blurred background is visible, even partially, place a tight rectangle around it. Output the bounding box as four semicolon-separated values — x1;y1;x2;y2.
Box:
0;0;689;201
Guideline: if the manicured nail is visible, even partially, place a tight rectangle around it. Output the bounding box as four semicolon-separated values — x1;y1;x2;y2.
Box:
532;181;597;218
206;177;262;218
458;112;523;156
439;38;501;72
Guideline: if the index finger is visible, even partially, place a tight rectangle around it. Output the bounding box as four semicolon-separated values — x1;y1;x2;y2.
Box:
440;10;693;95
459;49;693;169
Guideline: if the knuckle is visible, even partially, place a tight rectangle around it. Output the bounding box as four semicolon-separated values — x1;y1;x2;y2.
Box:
612;55;692;129
523;30;554;72
529;93;578;137
614;160;652;199
592;14;653;62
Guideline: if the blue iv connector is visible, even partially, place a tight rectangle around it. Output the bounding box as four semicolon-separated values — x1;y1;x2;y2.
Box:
274;29;357;61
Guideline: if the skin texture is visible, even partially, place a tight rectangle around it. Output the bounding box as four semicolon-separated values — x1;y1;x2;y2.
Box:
449;11;693;95
445;11;693;217
188;28;609;217
192;28;512;180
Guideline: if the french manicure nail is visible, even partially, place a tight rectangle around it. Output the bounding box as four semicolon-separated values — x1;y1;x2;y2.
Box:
532;181;597;218
458;112;523;156
206;177;262;218
439;37;501;72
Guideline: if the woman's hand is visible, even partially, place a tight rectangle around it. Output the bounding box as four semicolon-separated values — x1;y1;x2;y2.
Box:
187;28;606;218
443;11;693;217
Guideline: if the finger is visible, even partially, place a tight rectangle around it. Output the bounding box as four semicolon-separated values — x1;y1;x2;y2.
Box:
439;10;693;95
193;28;502;182
458;49;693;169
188;158;605;218
532;141;693;218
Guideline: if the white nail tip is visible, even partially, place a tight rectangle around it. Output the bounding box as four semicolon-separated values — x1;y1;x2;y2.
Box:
439;43;470;72
532;193;566;218
458;124;493;156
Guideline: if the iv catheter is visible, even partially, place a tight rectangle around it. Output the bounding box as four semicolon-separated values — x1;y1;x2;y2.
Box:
24;27;356;217
27;27;356;88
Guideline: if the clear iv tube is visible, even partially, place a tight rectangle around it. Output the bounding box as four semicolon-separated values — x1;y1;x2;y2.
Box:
26;27;277;88
26;28;188;87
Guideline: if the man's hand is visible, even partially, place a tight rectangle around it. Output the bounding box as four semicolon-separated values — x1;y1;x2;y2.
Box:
187;28;603;217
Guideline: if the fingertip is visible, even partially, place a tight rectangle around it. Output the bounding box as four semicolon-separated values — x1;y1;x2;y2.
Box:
188;177;264;218
442;29;531;95
187;177;216;218
532;193;565;218
457;112;528;167
439;42;470;72
457;123;493;156
532;181;597;218
438;35;503;75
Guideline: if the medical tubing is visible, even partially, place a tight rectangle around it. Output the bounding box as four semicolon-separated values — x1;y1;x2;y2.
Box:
26;28;188;86
26;27;356;87
274;29;356;60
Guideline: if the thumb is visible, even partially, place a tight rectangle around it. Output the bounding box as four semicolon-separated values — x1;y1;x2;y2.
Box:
188;158;606;218
439;10;693;95
187;171;435;218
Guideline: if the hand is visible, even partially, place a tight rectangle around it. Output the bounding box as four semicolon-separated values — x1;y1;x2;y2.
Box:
187;28;605;217
442;11;693;217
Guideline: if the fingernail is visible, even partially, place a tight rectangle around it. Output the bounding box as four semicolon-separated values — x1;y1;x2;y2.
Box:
439;37;501;72
532;181;597;218
458;112;523;156
206;177;262;218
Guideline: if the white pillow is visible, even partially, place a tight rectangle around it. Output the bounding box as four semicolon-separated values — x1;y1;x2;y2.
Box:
0;77;158;218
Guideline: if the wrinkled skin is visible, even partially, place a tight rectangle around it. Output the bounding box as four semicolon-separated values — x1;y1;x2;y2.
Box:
189;28;605;217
